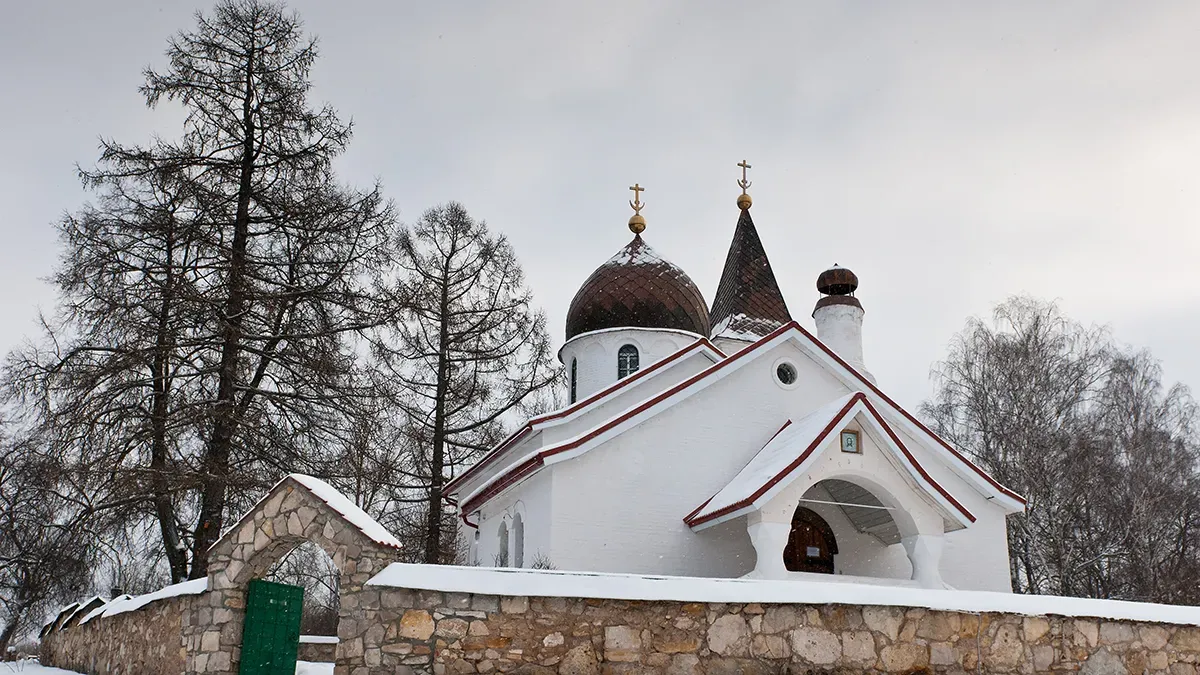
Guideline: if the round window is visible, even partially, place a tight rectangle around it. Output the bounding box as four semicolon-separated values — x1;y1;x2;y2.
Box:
776;362;798;385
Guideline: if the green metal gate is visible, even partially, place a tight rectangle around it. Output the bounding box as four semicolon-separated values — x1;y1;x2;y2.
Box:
239;578;304;675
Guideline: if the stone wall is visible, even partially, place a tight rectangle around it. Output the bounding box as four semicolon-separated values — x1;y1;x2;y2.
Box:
41;594;192;675
353;588;1200;675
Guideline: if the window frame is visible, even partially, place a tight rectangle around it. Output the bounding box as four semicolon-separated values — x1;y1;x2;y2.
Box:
617;344;640;379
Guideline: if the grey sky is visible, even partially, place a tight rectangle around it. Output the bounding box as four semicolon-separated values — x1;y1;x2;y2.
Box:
2;1;1198;409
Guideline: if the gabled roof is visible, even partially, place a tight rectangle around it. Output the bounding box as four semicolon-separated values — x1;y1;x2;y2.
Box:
709;209;792;342
454;322;1025;516
684;392;975;530
445;338;726;498
213;474;402;551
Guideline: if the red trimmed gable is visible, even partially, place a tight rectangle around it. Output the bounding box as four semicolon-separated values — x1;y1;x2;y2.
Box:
453;320;1023;518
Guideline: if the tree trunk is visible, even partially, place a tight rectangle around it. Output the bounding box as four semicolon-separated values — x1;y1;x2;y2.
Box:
151;220;188;583
423;277;452;564
0;617;19;659
190;43;256;580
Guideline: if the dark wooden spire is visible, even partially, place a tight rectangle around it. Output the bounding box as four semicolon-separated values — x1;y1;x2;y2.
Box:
709;209;792;342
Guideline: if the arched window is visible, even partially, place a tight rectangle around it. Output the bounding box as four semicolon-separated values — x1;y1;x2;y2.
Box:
617;344;639;379
570;358;578;404
497;521;509;567
512;513;525;568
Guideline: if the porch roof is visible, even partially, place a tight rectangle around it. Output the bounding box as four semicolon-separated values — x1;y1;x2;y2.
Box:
684;392;976;531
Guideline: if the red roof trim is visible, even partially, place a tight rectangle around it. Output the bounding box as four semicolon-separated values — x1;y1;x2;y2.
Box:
685;393;977;527
459;326;794;513
446;338;725;496
685;394;862;526
461;319;1021;514
861;397;976;524
783;322;1026;505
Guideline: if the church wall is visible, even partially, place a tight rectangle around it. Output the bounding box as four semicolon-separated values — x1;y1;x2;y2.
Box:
471;468;553;568
546;341;856;578
558;327;700;402
888;422;1015;592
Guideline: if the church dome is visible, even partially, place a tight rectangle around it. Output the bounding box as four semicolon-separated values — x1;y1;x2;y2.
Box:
565;234;711;341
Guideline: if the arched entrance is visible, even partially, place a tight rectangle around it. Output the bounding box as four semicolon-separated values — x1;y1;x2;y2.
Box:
783;507;838;574
186;474;402;675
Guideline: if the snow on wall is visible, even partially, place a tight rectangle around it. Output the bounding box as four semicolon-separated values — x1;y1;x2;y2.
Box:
365;562;1200;627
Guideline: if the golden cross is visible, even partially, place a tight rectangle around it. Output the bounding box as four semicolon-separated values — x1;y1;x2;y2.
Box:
737;160;752;194
629;183;645;214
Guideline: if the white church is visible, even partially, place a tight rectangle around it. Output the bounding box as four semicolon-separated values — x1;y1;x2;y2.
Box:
445;170;1025;592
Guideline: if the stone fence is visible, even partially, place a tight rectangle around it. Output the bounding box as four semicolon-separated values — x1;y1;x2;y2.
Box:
45;571;1200;675
41;591;194;675
36;474;1200;674
350;586;1200;675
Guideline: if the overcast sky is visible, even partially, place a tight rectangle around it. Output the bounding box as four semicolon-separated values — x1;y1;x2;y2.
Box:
2;1;1199;410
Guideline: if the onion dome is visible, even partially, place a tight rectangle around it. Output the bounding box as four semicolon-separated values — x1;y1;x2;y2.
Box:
710;162;792;342
814;264;862;312
565;234;711;341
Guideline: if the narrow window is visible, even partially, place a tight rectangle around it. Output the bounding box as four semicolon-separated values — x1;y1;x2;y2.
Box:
513;513;525;568
497;522;509;567
617;344;639;379
570;358;578;403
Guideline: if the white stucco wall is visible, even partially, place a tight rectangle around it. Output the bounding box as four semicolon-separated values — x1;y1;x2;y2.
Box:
465;336;1014;591
470;468;553;568
559;327;701;402
545;342;854;578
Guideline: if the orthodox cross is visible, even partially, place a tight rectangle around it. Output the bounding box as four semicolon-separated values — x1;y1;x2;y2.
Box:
629;183;645;214
737;160;752;194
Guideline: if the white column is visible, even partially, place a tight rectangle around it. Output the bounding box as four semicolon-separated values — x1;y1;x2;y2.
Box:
747;521;792;579
901;533;945;589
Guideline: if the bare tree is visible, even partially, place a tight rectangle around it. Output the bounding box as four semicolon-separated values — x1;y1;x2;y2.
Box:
8;0;398;581
373;203;559;563
0;437;92;655
923;296;1200;602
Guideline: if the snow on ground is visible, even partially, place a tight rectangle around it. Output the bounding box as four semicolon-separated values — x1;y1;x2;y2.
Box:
0;660;332;675
367;563;1200;627
0;663;83;675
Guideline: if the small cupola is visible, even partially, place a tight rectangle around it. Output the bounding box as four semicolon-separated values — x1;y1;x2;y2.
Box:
813;264;872;381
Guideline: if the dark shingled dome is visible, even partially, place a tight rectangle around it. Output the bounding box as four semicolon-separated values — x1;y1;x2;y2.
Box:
565;235;710;341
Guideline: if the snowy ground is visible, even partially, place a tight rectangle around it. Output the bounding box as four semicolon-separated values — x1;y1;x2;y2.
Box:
0;660;334;675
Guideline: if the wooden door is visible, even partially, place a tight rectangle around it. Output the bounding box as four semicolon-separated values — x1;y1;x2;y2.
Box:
783;507;838;574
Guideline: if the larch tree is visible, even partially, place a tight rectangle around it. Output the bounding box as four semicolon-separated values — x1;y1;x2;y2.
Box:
8;0;399;582
373;202;559;563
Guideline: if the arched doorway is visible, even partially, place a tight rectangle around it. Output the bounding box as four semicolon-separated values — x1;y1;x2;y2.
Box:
783;507;838;574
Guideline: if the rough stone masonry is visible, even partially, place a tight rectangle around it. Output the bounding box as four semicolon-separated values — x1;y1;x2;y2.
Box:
353;588;1200;675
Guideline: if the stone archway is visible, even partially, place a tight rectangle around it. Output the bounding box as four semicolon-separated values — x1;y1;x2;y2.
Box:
183;475;401;675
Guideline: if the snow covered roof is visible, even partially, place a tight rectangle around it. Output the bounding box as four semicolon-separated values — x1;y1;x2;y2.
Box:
80;595;130;625
288;474;402;549
446;338;725;500
214;474;402;552
454;321;1024;517
366;563;1200;627
685;392;974;530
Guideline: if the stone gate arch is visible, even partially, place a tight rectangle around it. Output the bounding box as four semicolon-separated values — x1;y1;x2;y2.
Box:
183;474;402;675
